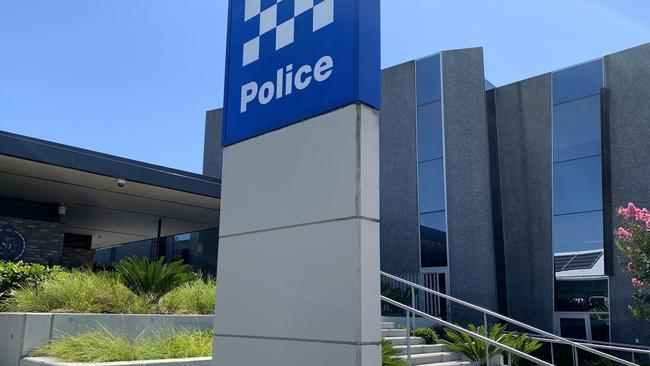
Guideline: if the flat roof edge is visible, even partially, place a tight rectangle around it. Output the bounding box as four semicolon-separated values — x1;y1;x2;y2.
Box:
0;130;221;199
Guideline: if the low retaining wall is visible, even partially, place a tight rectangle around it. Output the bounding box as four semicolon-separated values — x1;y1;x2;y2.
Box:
20;357;212;366
0;313;213;366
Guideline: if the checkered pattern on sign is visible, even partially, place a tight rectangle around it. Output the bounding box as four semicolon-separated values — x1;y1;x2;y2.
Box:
242;0;334;67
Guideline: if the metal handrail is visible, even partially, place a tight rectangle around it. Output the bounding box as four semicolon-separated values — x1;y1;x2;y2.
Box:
382;296;553;366
530;336;650;364
531;336;650;355
381;271;637;366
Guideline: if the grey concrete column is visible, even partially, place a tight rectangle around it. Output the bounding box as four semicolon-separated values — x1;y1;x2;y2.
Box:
213;103;381;366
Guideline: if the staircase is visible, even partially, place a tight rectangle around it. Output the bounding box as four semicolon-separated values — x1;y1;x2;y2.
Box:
382;322;477;366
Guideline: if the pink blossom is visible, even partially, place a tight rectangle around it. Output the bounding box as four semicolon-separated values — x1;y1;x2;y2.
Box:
628;202;639;217
617;227;633;241
628;262;636;272
632;278;645;289
618;207;627;216
637;208;650;222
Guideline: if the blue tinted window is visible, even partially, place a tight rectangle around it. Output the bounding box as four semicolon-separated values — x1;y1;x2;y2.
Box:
554;211;604;253
553;95;601;162
553;60;603;105
421;211;446;232
421;212;447;268
418;159;446;213
416;55;441;105
417;101;443;162
553;156;603;215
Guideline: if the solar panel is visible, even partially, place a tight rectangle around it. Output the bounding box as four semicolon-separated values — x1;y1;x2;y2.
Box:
554;254;574;272
555;251;603;272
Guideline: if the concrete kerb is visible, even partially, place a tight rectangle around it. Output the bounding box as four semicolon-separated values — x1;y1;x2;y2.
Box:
0;313;213;366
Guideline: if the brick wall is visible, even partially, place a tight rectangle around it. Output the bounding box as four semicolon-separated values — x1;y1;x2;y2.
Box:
0;216;64;264
61;247;96;268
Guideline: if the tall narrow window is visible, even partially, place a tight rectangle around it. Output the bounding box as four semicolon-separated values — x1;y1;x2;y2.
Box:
416;55;447;268
552;60;605;277
552;59;609;342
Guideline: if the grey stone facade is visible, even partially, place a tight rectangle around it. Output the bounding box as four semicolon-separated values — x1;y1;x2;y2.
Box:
203;109;223;178
606;43;650;345
198;44;650;346
379;61;421;275
442;48;499;314
495;75;555;331
0;216;64;265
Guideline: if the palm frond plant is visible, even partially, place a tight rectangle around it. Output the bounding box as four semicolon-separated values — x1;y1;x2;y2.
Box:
115;257;197;303
382;340;407;366
412;327;440;344
381;281;412;316
506;333;543;366
442;323;515;366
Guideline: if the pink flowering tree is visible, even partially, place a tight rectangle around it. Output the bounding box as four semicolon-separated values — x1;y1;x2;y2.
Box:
615;203;650;320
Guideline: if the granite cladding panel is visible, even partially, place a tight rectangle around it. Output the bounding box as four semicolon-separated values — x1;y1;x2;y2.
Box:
203;109;224;179
378;61;421;275
606;43;650;346
495;74;555;332
441;48;498;318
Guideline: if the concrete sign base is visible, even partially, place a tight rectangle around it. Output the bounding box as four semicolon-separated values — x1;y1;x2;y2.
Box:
213;103;380;365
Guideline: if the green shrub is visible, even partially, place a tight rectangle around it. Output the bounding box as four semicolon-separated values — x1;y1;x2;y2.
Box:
382;340;407;366
31;328;212;362
0;261;62;300
442;323;514;366
160;278;216;315
0;271;152;314
441;324;544;366
411;327;440;344
506;332;543;366
116;257;197;303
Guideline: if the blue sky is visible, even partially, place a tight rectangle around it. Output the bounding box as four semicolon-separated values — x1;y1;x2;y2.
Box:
1;0;649;173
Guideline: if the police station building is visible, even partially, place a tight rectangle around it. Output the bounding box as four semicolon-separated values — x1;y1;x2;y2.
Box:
2;42;650;347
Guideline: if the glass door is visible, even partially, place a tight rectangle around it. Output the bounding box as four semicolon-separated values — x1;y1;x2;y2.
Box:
555;312;591;341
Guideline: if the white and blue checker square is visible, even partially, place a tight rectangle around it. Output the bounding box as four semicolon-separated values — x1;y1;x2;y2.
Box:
242;0;334;66
223;0;380;146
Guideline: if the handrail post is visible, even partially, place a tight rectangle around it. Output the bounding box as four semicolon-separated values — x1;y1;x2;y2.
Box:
550;342;555;365
411;286;416;335
484;313;490;366
508;352;512;366
406;307;411;365
572;346;579;366
632;352;635;364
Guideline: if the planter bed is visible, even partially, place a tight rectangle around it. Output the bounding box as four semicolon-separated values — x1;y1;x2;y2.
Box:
20;357;212;366
0;313;213;366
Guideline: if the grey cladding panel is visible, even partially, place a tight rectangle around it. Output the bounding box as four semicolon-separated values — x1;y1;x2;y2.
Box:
606;43;650;346
495;74;554;332
379;61;421;275
203;109;224;179
441;48;497;314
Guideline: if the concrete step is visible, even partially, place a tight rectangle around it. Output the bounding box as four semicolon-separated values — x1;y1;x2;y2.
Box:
382;328;408;337
384;336;426;346
414;362;477;366
397;352;461;365
382;321;396;329
393;344;447;355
